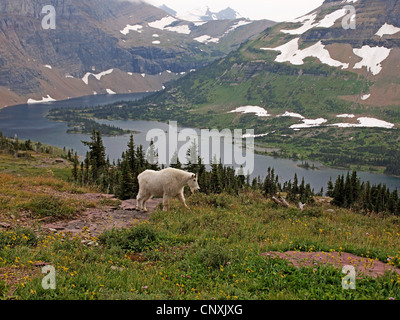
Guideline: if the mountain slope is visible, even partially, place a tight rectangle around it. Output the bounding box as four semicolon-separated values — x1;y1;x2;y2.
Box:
132;0;400;116
83;0;400;174
0;0;275;107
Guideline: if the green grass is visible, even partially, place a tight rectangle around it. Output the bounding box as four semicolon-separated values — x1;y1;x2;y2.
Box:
2;192;399;300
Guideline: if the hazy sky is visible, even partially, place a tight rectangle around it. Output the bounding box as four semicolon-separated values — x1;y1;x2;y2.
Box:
144;0;325;21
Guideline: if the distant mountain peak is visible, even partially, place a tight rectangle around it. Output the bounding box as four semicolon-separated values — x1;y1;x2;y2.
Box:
177;6;243;22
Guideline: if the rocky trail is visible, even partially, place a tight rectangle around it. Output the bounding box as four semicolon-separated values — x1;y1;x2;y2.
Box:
40;195;163;238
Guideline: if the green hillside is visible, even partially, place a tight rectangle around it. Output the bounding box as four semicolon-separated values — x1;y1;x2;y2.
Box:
0;134;400;300
45;0;400;174
53;31;400;174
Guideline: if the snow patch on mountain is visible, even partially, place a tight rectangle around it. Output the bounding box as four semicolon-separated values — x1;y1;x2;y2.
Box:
261;38;349;69
282;8;349;35
376;23;400;38
353;46;391;75
194;35;220;44
82;69;114;85
27;95;56;104
148;16;177;29
361;94;371;100
330;117;394;129
336;114;355;118
229;106;270;117
277;111;305;119
281;13;317;35
148;16;191;34
290;118;328;129
120;24;143;35
224;20;252;35
317;8;348;28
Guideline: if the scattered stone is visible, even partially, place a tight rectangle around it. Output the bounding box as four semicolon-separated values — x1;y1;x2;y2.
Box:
110;265;125;271
0;222;11;228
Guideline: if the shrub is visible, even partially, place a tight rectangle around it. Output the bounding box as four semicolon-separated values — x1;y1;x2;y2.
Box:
24;195;76;218
98;223;158;252
196;240;232;269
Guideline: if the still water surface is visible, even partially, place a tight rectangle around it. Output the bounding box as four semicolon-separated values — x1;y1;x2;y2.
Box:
1;93;399;192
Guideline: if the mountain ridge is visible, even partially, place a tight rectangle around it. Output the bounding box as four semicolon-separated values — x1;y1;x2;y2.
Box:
176;6;243;22
76;0;400;174
0;0;275;107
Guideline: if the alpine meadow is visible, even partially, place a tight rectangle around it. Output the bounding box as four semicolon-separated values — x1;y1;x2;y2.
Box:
0;0;400;308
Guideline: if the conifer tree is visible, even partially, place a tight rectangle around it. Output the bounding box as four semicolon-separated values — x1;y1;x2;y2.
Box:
82;129;106;183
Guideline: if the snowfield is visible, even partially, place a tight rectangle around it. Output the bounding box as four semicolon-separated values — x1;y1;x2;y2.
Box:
148;16;177;30
376;23;400;37
330;117;394;129
281;13;317;35
290;118;328;129
228;106;394;135
261;38;349;69
27;95;56;104
120;24;143;35
281;7;350;35
225;20;252;34
164;24;191;35
277;111;305;119
361;94;371;101
194;35;220;44
353;45;391;75
82;69;114;85
229;106;270;117
148;16;191;35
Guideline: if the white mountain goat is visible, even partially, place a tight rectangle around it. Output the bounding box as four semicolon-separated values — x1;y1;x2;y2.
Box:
136;168;200;212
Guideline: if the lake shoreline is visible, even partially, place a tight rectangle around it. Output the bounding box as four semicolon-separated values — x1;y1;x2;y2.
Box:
1;92;400;191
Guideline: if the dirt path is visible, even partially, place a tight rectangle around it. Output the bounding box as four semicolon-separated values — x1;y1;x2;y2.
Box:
263;251;400;278
41;197;163;238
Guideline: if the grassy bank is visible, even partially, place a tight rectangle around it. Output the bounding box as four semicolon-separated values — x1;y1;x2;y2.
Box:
1;186;399;299
0;148;399;300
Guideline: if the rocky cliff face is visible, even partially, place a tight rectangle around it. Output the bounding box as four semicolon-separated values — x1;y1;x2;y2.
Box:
0;0;275;107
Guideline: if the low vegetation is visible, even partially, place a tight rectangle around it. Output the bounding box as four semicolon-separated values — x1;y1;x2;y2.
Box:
0;132;399;300
1;192;399;300
45;54;400;175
